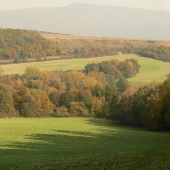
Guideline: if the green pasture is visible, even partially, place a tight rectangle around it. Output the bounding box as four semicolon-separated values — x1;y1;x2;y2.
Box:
0;118;170;169
2;54;170;87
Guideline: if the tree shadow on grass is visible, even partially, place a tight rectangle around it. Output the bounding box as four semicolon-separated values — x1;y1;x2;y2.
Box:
0;120;121;169
0;132;117;169
84;118;147;132
0;119;170;169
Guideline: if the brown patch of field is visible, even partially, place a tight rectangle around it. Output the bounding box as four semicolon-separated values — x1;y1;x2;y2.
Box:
41;33;170;47
41;33;141;41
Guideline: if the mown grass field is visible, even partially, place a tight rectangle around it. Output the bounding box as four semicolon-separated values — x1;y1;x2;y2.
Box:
2;54;170;87
0;118;170;170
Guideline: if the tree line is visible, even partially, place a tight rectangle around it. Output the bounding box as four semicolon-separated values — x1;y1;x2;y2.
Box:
137;46;170;62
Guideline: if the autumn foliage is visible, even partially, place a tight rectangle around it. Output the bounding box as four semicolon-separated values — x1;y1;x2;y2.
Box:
0;58;170;131
137;46;170;62
0;29;137;63
0;29;56;61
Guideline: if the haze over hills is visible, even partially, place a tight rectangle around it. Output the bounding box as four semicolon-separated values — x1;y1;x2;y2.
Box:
1;3;170;40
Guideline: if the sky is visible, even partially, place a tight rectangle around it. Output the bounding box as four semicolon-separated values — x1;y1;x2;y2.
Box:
1;0;170;11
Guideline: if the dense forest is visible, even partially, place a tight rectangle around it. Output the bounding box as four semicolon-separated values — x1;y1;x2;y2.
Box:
0;57;170;131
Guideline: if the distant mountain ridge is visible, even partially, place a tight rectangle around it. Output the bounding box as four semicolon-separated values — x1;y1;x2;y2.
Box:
1;3;170;40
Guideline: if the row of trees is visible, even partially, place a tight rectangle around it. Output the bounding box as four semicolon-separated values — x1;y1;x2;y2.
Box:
71;46;133;59
137;46;170;62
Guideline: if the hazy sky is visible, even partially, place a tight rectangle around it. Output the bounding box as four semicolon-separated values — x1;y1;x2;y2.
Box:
1;0;170;11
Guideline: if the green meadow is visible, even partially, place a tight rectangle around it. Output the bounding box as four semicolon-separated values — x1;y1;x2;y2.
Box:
2;54;170;87
0;118;170;170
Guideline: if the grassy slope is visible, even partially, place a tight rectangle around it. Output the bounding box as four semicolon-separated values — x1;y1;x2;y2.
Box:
0;118;170;169
2;54;170;87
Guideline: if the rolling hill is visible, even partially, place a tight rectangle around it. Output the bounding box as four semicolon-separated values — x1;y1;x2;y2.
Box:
0;29;56;61
1;4;170;40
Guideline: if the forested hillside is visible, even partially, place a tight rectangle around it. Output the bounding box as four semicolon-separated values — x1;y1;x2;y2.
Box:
0;28;132;63
1;29;170;64
0;29;56;61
